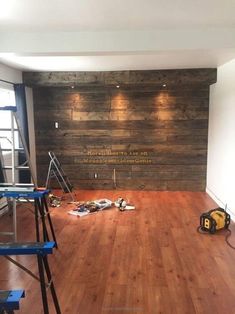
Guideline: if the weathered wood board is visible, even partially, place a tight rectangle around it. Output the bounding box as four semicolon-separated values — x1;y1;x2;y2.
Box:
26;69;216;190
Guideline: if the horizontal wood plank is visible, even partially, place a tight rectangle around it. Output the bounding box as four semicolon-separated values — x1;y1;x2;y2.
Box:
3;190;235;313
30;69;211;190
24;68;217;86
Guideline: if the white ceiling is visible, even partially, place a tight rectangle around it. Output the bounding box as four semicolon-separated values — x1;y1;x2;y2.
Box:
0;0;235;71
1;0;235;31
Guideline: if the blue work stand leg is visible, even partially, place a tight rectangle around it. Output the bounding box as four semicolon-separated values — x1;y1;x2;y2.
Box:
37;254;61;314
37;255;49;314
42;197;58;248
34;197;58;248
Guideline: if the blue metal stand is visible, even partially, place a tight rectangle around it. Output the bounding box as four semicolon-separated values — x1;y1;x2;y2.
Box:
0;289;25;313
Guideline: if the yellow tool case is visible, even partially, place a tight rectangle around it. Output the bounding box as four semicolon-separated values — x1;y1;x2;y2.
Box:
200;207;230;234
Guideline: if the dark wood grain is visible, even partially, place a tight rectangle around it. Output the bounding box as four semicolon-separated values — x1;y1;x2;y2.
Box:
26;69;216;190
23;69;216;86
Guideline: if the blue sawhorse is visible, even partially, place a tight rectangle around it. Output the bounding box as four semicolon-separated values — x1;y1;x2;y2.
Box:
0;189;58;247
0;242;61;314
0;290;25;313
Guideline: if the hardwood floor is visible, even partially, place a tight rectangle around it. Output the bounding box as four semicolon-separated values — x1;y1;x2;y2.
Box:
1;190;235;314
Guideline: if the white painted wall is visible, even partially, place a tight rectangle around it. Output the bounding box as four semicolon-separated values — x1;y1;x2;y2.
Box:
0;62;22;83
207;58;235;218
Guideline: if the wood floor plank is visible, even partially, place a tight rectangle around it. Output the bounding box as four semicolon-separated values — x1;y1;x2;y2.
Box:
0;190;235;313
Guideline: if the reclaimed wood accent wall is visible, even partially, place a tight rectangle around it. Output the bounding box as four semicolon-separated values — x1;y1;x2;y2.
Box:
23;69;217;191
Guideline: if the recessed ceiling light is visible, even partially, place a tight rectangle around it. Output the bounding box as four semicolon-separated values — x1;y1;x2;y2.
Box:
71;85;75;89
116;85;120;88
162;84;167;87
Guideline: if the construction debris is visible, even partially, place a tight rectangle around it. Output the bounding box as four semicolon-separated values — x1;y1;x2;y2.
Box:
114;197;135;211
68;199;112;217
68;197;135;217
48;194;62;207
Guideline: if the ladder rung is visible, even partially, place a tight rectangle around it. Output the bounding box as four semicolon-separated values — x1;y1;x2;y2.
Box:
17;198;34;203
3;166;30;170
0;183;34;187
0;128;18;131
16;183;34;186
0;148;24;152
0;106;17;112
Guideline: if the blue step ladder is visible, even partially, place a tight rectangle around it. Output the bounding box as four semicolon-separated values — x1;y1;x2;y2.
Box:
0;290;25;313
0;242;61;314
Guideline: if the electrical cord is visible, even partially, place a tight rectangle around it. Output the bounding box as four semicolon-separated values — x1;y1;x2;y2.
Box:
197;226;235;250
225;229;235;250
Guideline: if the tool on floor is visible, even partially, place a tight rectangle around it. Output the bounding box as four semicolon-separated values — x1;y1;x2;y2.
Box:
114;197;135;211
199;207;230;234
45;151;74;202
0;241;61;314
48;193;61;207
197;206;235;249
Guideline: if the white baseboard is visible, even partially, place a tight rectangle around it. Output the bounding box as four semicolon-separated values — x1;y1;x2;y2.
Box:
206;187;225;208
206;186;235;221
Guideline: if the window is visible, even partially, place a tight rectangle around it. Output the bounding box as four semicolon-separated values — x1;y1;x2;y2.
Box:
0;86;19;153
0;86;16;107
